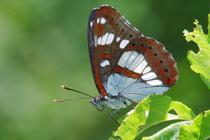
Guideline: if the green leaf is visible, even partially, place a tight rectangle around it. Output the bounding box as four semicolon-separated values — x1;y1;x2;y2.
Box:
201;75;210;90
145;95;172;125
208;14;210;43
169;101;195;120
142;121;192;140
183;14;210;89
180;110;210;140
109;95;195;140
140;110;210;140
110;97;150;140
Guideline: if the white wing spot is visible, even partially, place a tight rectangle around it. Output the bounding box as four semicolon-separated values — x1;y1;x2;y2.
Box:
142;72;157;80
101;33;109;45
97;18;100;24
146;79;163;86
143;66;152;74
100;18;106;24
125;51;139;69
90;21;93;27
100;60;110;67
97;37;102;45
118;51;132;67
134;60;148;74
119;39;129;49
129;54;144;71
116;37;121;42
94;35;97;47
106;33;114;45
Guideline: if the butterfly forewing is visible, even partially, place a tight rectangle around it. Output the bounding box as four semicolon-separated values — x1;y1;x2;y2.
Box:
88;5;143;96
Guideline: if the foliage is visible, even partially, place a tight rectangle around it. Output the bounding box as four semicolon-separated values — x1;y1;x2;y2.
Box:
179;110;210;140
109;95;194;140
110;95;210;140
183;14;210;89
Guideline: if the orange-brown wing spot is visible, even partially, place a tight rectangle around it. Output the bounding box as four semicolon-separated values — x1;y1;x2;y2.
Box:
95;46;112;59
114;66;141;79
98;53;112;59
95;24;104;36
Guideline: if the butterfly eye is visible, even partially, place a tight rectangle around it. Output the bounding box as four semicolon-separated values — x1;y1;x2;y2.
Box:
154;53;158;56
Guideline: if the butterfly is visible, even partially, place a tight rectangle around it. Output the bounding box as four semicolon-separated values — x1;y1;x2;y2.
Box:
86;5;179;111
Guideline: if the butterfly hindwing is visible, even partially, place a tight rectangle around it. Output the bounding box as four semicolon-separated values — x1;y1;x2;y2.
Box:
107;37;178;101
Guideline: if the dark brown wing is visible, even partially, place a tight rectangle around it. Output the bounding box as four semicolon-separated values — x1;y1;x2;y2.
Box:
87;5;143;96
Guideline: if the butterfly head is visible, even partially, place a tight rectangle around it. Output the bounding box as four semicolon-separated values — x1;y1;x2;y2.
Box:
91;96;105;111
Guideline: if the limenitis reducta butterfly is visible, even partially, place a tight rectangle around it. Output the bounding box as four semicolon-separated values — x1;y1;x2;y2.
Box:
87;5;178;110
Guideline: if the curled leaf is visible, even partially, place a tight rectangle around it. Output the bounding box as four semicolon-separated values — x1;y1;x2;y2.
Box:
183;14;210;89
140;110;210;140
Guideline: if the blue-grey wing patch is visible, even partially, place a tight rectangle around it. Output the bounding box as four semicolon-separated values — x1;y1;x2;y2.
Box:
107;73;169;102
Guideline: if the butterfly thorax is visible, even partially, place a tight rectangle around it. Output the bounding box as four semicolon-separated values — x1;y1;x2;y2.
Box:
91;95;131;110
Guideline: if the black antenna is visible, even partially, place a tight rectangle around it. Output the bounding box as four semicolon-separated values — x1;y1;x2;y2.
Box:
53;97;90;102
61;85;94;98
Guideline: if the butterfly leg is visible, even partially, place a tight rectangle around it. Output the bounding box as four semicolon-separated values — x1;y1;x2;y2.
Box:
109;110;121;125
116;110;123;116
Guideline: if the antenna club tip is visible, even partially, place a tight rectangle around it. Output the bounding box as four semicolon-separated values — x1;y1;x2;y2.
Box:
52;99;58;102
61;85;71;90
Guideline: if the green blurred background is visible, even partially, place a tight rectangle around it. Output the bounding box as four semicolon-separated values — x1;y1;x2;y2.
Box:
0;0;210;140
